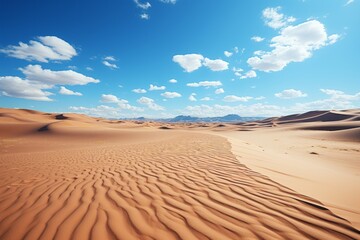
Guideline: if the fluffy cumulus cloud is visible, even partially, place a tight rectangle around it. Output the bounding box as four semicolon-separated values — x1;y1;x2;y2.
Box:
173;54;229;72
223;95;253;102
104;56;116;61
70;105;122;118
102;55;118;69
240;70;257;79
59;86;82;96
21;64;99;85
251;36;265;42
187;81;222;88
0;65;99;101
189;93;197;101
200;97;211;101
132;88;147;93
149;84;166;91
224;51;233;57
101;94;142;111
161;91;181;98
291;89;360;112
320;89;360;101
262;7;296;29
101;94;121;103
248;20;339;72
172;54;204;72
202;58;229;71
0;36;77;62
169;79;177;83
102;61;118;69
275;89;307;99
215;88;224;94
137;97;164;110
0;76;53;101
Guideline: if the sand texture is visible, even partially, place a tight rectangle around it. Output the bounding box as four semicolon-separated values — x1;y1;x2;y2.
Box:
0;108;359;239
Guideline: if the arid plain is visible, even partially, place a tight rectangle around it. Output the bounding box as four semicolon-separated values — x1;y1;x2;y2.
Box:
0;108;359;240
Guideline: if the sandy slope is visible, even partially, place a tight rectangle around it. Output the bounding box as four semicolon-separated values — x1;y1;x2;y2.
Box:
0;108;359;239
212;109;360;229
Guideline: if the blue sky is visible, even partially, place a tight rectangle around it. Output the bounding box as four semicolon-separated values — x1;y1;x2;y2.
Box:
0;0;359;118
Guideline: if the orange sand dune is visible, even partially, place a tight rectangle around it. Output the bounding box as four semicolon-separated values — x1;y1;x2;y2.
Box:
214;109;360;229
0;108;359;239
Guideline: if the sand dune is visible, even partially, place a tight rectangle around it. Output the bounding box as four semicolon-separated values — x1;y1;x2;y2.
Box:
214;109;360;229
1;108;359;239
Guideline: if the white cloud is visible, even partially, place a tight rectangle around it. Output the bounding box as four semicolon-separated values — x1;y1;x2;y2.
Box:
275;89;307;99
161;91;181;98
262;7;296;29
202;58;229;71
184;103;281;117
320;89;360;101
200;97;211;101
0;76;52;101
248;20;338;72
59;86;82;96
172;54;204;72
291;89;360;112
159;0;177;3
68;65;77;70
102;60;118;69
70;105;144;118
101;94;142;111
189;93;197;102
137;97;164;110
101;94;121;103
251;36;265;42
223;95;253;102
224;51;233;57
345;0;354;6
0;65;98;101
187;81;222;88
232;67;244;77
169;79;177;83
255;96;266;100
140;13;149;20
240;70;257;79
0;36;77;62
215;88;225;94
70;105;122;118
86;67;93;71
234;47;239;53
134;0;151;9
328;34;340;45
104;56;116;61
117;101;143;111
20;64;100;85
149;84;166;91
132;88;147;93
173;54;229;72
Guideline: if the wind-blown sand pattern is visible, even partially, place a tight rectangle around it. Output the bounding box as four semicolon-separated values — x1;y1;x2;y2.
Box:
0;108;359;239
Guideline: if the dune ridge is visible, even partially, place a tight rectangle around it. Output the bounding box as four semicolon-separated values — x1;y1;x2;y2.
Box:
0;108;359;239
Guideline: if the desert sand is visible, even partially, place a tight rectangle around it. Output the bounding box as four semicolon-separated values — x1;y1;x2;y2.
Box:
0;108;359;240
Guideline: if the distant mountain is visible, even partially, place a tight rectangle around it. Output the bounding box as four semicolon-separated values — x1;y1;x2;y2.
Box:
168;114;264;123
120;114;264;123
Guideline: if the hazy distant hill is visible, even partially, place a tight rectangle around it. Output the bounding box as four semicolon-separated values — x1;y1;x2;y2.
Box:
123;114;264;123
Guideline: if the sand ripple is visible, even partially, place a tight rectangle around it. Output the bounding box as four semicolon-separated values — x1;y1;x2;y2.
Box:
0;133;359;240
